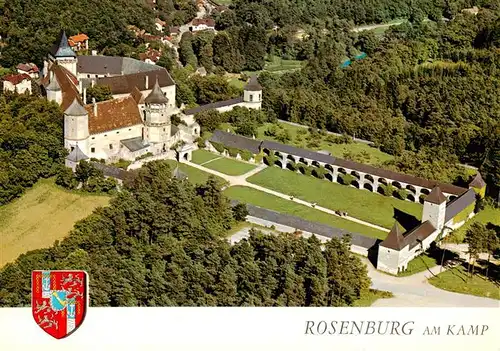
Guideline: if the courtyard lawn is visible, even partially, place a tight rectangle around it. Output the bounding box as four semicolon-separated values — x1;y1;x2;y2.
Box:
247;166;422;229
428;265;500;300
447;206;500;243
224;186;388;239
191;149;221;165
203;157;256;176
166;160;224;185
353;289;394;307
220;121;394;165
0;179;110;267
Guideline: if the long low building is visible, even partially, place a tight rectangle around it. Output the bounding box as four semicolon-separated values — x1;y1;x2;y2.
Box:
209;130;486;274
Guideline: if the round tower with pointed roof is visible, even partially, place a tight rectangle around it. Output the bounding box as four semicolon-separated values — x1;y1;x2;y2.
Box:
46;76;62;105
243;75;262;109
64;98;90;156
143;78;171;149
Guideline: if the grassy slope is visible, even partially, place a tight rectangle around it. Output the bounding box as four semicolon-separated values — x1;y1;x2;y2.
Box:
428;265;500;300
0;179;110;267
247;167;422;229
166;160;224;185
352;289;394;307
447;206;500;243
397;254;438;277
224;186;388;239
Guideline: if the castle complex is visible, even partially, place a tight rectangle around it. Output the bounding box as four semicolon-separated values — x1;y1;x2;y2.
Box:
41;31;262;169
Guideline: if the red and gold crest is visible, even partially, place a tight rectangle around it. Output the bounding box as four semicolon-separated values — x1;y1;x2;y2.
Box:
32;270;88;339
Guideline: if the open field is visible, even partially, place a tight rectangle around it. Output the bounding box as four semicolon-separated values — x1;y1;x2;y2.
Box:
203;157;256;176
447;206;500;243
0;179;110;267
224;186;388;239
192;149;221;165
428;265;500;300
219;121;393;165
166;160;224;185
247;167;422;229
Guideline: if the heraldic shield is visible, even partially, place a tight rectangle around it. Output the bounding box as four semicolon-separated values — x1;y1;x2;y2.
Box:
32;270;88;339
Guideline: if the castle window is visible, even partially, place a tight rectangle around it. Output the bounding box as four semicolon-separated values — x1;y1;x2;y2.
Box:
116;131;119;134
109;144;113;150
87;74;90;78
259;94;261;100
91;137;95;140
71;146;75;152
91;147;95;153
95;75;98;78
129;128;132;131
104;134;107;137
250;95;253;102
163;128;165;132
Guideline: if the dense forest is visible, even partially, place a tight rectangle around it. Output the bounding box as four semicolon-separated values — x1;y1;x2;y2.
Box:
0;92;66;205
0;162;371;307
230;0;483;27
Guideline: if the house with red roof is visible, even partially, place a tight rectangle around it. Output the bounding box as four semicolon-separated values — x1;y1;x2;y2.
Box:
68;33;89;52
16;63;39;78
190;18;215;32
2;73;32;94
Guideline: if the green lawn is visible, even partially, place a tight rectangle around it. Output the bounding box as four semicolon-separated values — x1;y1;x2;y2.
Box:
228;77;246;89
242;55;304;76
447;206;500;243
397;254;438;277
429;265;500;300
220;121;393;166
191;149;221;165
353;289;394;307
0;178;110;267
247;167;422;229
166;160;224;185
224;186;388;239
203;157;256;176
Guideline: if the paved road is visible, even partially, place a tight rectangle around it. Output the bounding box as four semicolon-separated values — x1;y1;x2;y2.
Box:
183;160;389;232
229;222;499;307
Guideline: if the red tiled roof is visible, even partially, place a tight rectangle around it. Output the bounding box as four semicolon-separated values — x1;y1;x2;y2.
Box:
16;63;39;73
85;96;143;134
139;49;161;63
69;33;89;44
3;73;30;85
192;18;215;27
41;63;82;111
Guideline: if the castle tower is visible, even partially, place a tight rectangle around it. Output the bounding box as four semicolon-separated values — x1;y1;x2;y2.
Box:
48;30;77;77
46;75;62;105
422;186;447;231
143;78;171;151
468;172;486;198
64;98;89;156
243;75;262;109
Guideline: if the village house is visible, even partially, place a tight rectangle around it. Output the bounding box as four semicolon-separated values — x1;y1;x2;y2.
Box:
139;49;162;65
68;33;89;52
155;18;166;33
169;26;180;37
190;18;216;32
2;73;32;94
16;63;39;78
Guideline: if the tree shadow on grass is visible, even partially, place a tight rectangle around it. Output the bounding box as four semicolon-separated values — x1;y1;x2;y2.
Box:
393;207;420;232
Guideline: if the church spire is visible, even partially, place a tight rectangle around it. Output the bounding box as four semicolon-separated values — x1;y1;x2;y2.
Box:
50;30;76;58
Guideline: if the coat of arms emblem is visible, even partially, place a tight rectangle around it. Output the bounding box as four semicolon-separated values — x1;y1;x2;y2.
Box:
32;270;88;339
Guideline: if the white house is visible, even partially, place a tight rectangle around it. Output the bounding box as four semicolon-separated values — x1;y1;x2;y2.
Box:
16;63;39;78
2;73;32;94
190;18;215;32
